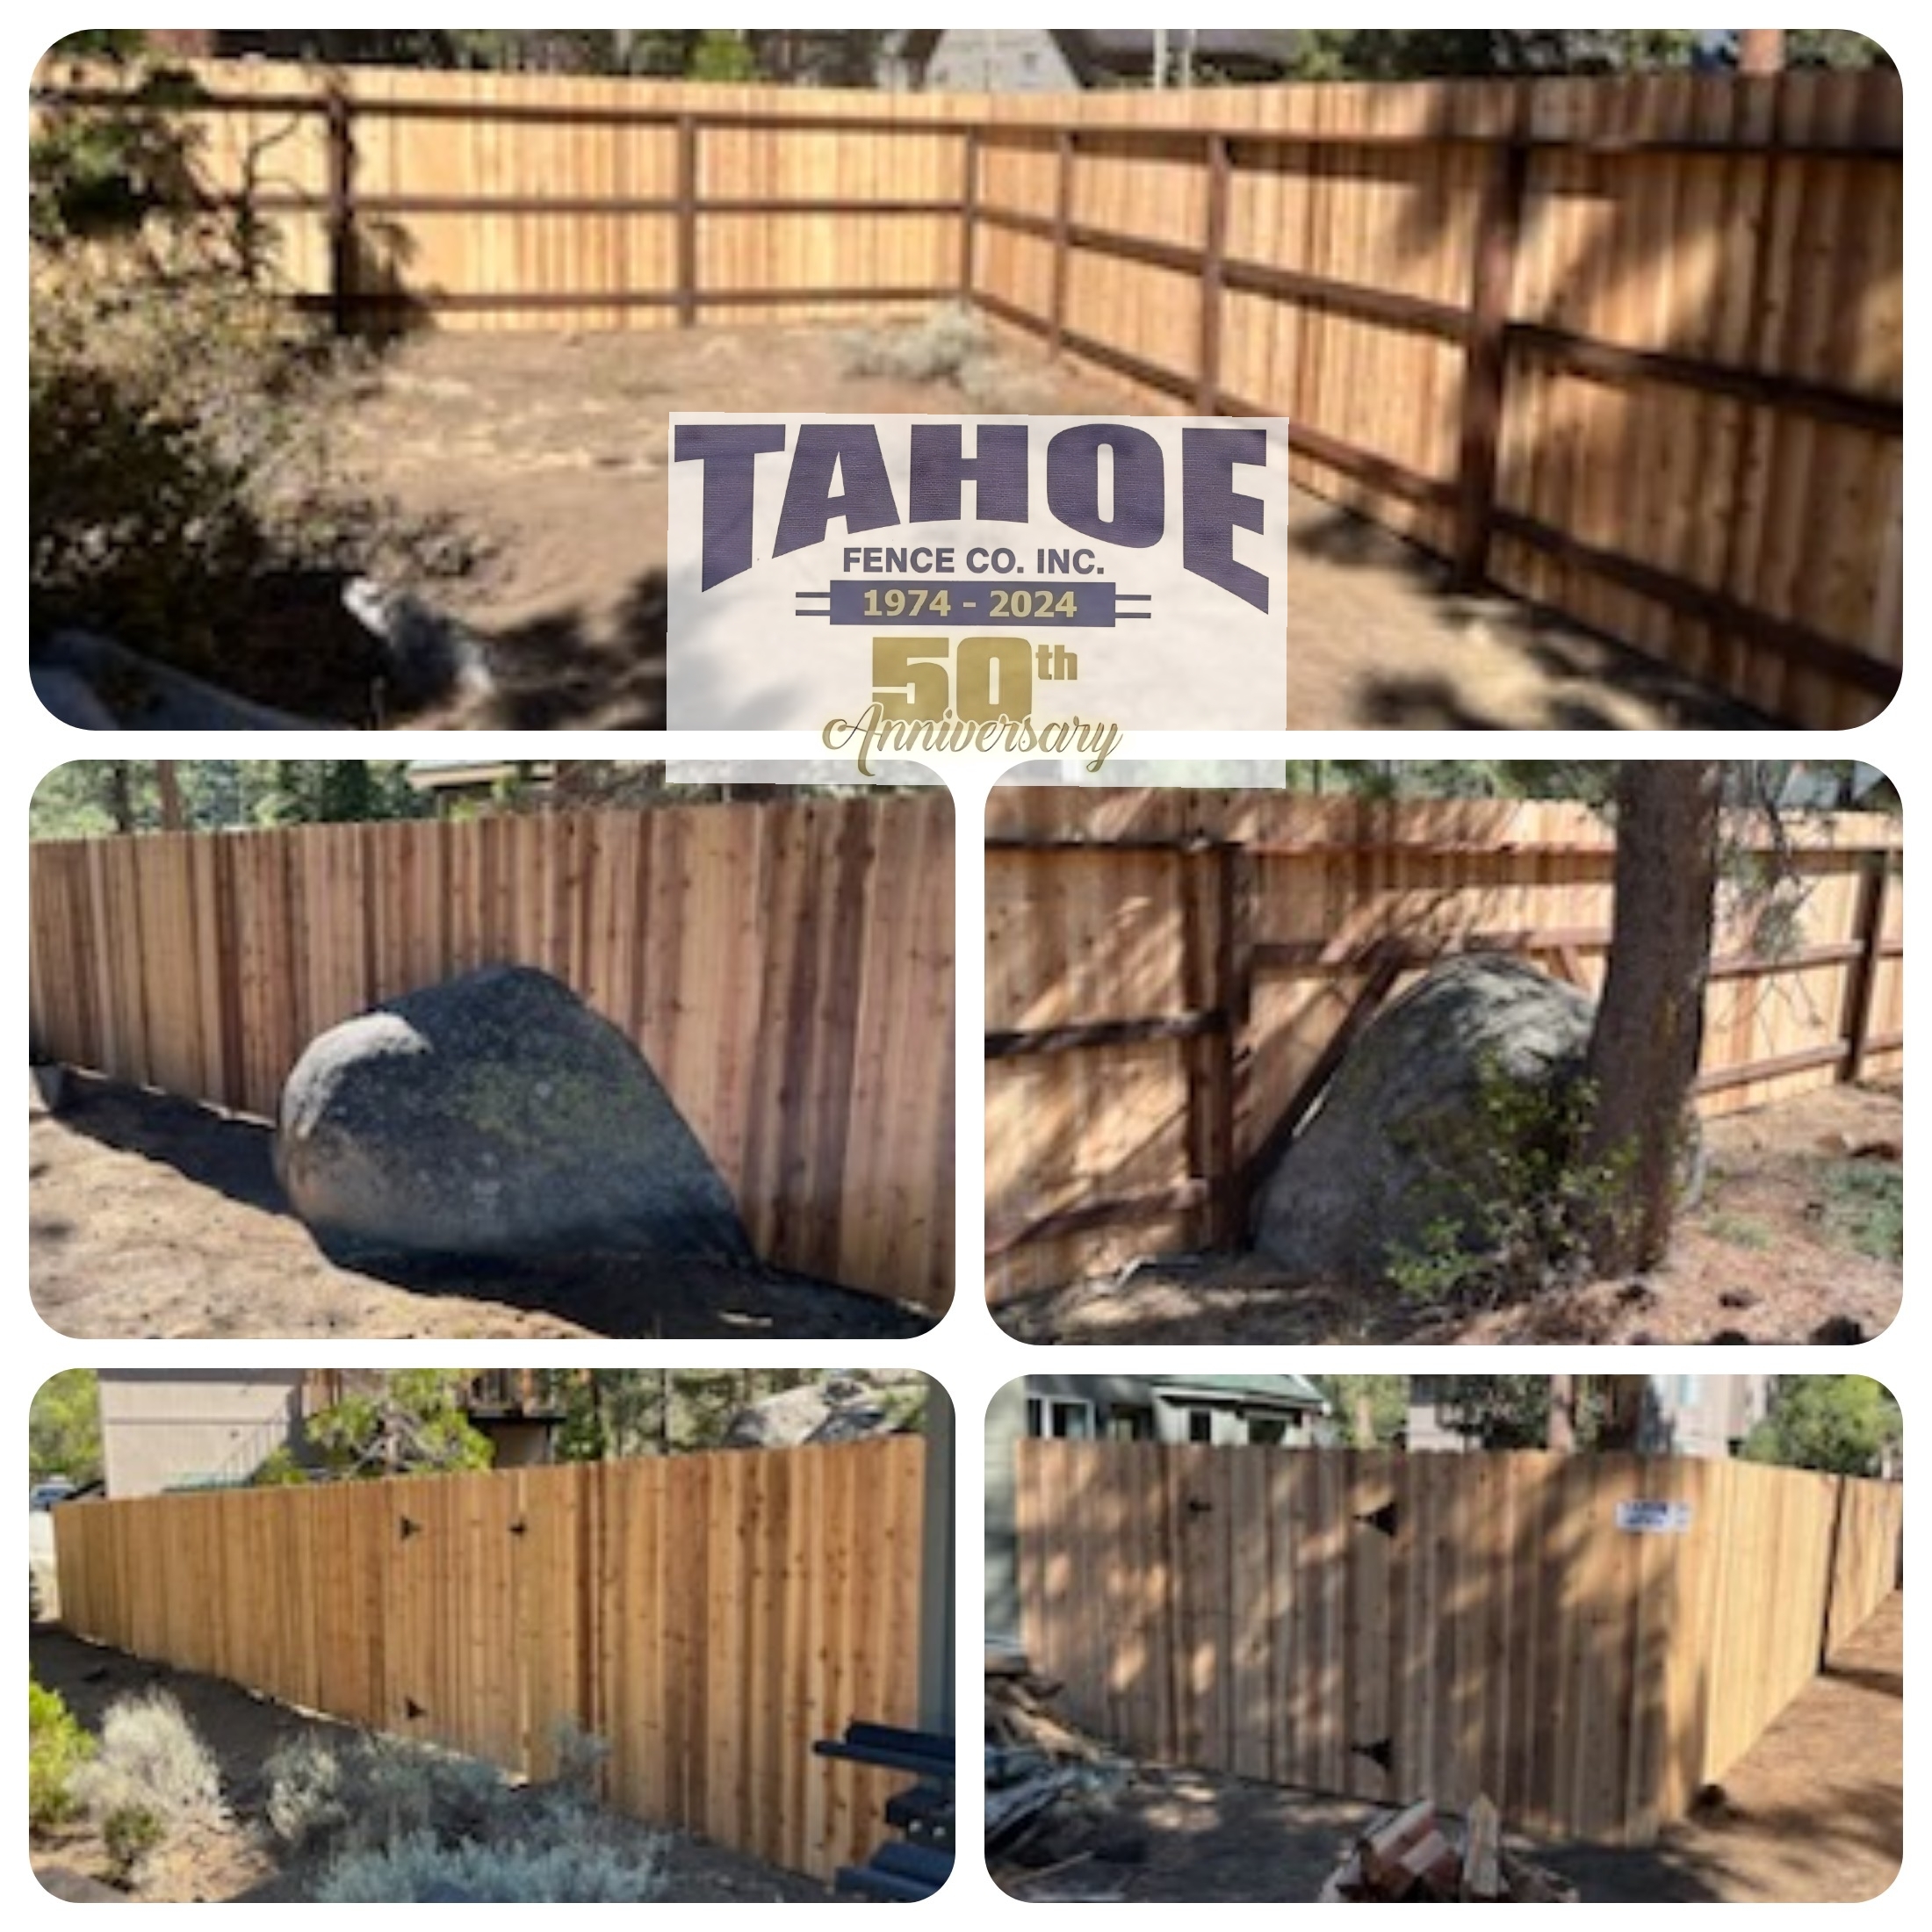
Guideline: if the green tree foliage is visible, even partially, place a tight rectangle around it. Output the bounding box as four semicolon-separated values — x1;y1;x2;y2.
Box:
1313;1375;1406;1445
30;761;429;837
1284;29;1703;79
1741;1377;1902;1475
29;1370;102;1485
687;32;761;83
302;1372;495;1480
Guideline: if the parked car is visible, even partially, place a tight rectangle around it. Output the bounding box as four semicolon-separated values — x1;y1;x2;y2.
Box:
29;1479;76;1511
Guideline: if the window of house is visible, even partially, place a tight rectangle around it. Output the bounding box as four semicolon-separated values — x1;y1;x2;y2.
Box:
1027;1396;1096;1438
1187;1409;1214;1443
1247;1416;1287;1445
1108;1406;1155;1441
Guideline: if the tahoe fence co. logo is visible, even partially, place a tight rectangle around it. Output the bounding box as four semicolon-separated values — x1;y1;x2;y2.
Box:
667;415;1288;765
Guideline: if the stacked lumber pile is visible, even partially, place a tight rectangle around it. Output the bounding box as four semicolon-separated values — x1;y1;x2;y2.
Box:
1321;1796;1579;1903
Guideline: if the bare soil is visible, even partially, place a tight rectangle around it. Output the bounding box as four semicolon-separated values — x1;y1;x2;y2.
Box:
996;1081;1902;1346
270;323;1760;731
29;1071;934;1341
29;1625;828;1904
994;1593;1902;1904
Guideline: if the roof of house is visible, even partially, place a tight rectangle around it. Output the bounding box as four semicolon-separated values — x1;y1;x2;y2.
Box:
1150;1373;1328;1411
1025;1373;1327;1411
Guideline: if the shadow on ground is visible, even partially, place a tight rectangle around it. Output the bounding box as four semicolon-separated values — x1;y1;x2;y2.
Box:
33;1071;933;1340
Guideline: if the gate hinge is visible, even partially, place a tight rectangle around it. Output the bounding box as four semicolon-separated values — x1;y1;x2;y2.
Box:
1351;1735;1394;1773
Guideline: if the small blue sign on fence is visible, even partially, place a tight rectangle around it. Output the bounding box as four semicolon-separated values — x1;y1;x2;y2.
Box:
1616;1499;1695;1534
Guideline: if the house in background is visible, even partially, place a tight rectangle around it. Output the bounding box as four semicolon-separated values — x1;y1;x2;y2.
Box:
985;1373;1329;1648
1406;1374;1775;1458
885;29;1303;93
93;1368;570;1496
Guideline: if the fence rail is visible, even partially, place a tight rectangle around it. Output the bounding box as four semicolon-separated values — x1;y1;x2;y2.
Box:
1016;1440;1901;1845
29;797;955;1312
32;58;1900;725
984;792;1902;1303
53;1438;926;1882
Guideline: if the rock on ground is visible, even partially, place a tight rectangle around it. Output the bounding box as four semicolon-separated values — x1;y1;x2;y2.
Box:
1252;953;1595;1283
277;964;753;1269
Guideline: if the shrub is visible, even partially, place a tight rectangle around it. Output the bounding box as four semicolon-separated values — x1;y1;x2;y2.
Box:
29;259;347;672
266;1732;506;1861
839;303;986;384
250;1445;310;1487
314;1828;667;1904
73;1689;225;1834
29;62;466;698
262;1734;349;1854
102;1804;165;1883
1382;1055;1639;1308
1820;1158;1903;1263
28;1677;95;1827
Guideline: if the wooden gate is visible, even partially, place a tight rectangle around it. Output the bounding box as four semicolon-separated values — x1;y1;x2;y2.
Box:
1015;1440;1901;1844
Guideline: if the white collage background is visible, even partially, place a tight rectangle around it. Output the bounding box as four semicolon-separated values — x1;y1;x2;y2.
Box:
9;4;1924;1928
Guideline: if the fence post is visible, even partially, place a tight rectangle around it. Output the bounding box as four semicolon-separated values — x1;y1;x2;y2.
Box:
1196;131;1229;413
1842;847;1892;1084
1181;841;1239;1249
1819;1474;1849;1669
324;83;357;337
958;126;978;301
676;113;698;327
1451;134;1529;589
1049;128;1073;353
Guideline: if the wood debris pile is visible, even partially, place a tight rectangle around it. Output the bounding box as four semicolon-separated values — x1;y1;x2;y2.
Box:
985;1654;1110;1765
1322;1795;1579;1903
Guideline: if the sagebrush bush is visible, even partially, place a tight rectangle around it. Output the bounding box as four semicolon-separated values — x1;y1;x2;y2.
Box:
262;1734;349;1854
265;1732;506;1861
73;1688;225;1833
839;302;986;384
314;1827;667;1904
28;1677;95;1827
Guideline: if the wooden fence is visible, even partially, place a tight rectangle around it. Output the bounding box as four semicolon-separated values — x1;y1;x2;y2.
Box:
28;797;955;1313
53;1438;926;1882
985;791;1902;1303
33;59;1902;724
1015;1440;1903;1845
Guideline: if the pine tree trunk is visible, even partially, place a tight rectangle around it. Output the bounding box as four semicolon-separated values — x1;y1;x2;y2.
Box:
1583;762;1722;1272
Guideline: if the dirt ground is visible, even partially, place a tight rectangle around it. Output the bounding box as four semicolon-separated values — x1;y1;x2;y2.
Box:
28;1071;934;1341
997;1081;1903;1346
29;1626;828;1904
995;1592;1902;1904
313;323;1759;732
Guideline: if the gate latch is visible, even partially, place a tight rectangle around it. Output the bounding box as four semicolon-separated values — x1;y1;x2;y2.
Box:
1353;1499;1398;1538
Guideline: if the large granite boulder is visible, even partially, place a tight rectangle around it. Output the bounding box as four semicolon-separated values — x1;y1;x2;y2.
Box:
277;965;753;1267
1253;953;1597;1284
